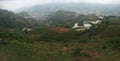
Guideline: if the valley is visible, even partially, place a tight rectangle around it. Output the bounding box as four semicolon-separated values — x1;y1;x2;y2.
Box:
0;7;120;61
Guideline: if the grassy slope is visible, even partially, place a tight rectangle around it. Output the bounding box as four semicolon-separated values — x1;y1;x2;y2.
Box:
0;40;36;61
0;40;120;61
0;25;120;61
95;25;120;38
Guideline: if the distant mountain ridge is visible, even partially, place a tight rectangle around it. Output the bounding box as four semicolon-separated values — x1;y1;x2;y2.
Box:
0;9;37;29
18;3;120;19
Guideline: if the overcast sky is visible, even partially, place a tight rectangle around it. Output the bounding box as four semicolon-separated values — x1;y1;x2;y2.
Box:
0;0;120;11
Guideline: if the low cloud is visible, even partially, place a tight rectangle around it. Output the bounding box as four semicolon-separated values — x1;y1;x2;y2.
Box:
0;0;120;11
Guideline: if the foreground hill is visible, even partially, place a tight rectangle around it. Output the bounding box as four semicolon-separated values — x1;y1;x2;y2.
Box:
0;25;120;61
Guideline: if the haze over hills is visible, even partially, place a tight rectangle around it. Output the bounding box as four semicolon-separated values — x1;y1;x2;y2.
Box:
17;3;120;19
0;0;120;61
0;9;37;29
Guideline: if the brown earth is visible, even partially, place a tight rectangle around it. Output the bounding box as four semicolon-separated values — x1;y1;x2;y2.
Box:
48;27;70;33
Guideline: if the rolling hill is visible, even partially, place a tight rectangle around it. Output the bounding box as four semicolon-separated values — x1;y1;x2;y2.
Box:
0;9;37;29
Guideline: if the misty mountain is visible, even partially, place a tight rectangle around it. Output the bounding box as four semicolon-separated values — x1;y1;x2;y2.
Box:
17;12;32;18
0;9;37;29
18;3;120;20
47;10;77;23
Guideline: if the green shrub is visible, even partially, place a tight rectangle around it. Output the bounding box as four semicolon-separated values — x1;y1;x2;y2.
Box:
72;47;82;57
105;37;120;50
0;39;10;45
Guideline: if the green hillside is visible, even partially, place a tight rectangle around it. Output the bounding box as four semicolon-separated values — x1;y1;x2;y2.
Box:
0;9;37;29
0;10;120;61
95;25;120;38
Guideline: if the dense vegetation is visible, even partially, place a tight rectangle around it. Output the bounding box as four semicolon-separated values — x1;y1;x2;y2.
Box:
0;9;120;61
0;9;37;29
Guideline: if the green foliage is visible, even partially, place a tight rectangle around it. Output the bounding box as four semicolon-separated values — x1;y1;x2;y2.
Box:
105;37;120;50
0;9;37;29
72;47;82;57
105;16;120;24
98;25;120;38
0;41;36;61
38;30;90;42
0;30;33;44
1;9;120;61
88;23;107;36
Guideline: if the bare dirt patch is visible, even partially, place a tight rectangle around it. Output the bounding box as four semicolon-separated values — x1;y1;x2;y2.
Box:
48;27;70;33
